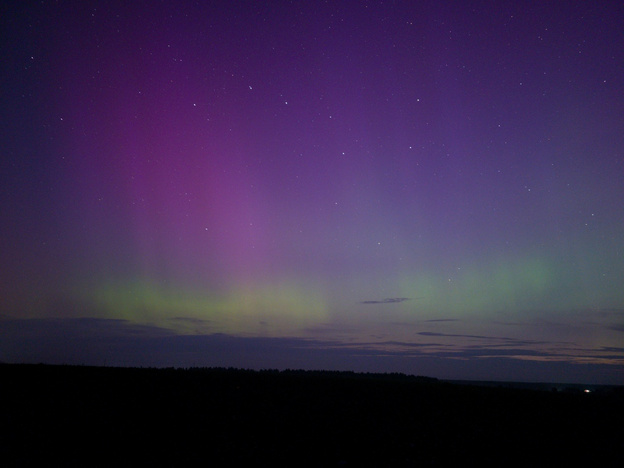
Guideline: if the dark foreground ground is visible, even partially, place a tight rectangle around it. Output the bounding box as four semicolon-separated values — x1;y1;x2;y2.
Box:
1;364;622;467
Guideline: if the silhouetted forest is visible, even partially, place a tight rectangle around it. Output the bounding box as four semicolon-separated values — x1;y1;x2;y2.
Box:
1;364;622;466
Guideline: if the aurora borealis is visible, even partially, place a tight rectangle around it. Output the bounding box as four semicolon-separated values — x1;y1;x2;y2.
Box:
1;1;623;383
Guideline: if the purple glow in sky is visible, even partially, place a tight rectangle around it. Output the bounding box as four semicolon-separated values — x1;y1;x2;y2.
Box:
1;1;623;383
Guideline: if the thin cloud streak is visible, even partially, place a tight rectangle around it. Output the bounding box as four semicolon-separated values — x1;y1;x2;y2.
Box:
360;298;411;305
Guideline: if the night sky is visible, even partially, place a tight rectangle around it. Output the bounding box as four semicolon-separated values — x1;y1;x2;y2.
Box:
2;1;623;384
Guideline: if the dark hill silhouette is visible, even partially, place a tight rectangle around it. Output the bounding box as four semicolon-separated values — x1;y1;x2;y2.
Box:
1;364;622;466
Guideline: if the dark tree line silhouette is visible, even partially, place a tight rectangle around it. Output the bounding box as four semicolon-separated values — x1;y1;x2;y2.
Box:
1;363;622;466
